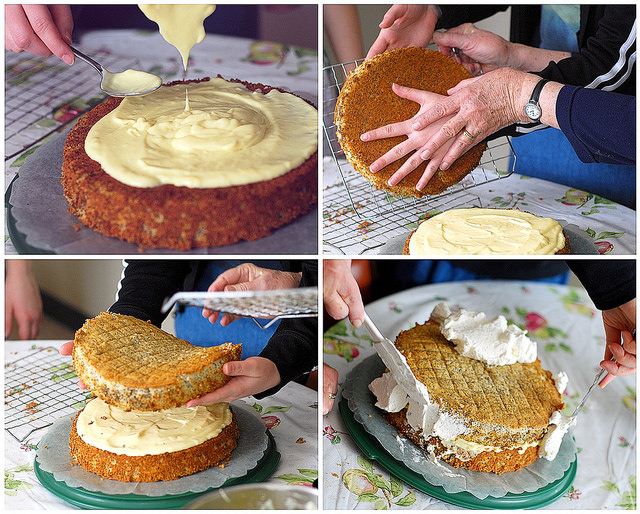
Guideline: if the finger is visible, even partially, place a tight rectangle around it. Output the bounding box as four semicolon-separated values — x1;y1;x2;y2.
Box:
609;343;636;369
5;4;51;57
219;313;241;326
603;324;621;359
432;30;472;53
186;386;239;406
361;119;411;144
622;330;636;355
324;291;349;320
49;5;74;45
387;151;425;187
601;359;636;377
369;139;418;173
412;98;457;131
391;82;440;105
415;158;441;191
79;379;86;389
209;266;247;292
439;130;480;171
366;34;391;60
379;4;405;29
59;340;74;355
417;117;466;162
599;372;616;388
23;5;73;64
447;75;481;96
5;311;13;338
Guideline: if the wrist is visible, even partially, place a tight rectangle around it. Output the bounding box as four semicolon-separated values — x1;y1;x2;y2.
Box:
516;73;544;123
506;43;529;71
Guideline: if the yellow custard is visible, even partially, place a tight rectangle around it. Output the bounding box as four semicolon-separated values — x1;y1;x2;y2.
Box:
76;397;232;456
84;79;318;188
139;4;216;70
409;208;565;255
102;69;162;96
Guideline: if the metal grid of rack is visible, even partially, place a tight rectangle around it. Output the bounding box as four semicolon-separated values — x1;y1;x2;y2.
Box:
5;347;90;444
322;59;516;254
5;50;137;162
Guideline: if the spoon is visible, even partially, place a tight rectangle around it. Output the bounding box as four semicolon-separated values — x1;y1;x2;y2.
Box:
70;46;162;97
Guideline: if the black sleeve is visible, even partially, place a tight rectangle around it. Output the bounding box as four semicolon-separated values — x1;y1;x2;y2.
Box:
568;260;635;311
255;260;318;398
109;260;194;327
535;6;636;93
436;6;506;30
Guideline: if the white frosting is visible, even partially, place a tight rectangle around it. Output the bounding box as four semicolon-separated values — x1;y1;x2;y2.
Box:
369;372;408;412
552;371;569;394
433;302;537;365
539;411;575;460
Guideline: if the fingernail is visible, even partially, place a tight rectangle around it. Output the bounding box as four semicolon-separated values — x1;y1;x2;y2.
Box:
369;163;378;172
416;182;424;191
352;319;362;328
441;161;449;170
62;54;74;65
361;133;369;141
420;150;431;160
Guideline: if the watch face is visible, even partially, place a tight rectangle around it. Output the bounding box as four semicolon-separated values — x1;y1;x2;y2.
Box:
525;101;541;120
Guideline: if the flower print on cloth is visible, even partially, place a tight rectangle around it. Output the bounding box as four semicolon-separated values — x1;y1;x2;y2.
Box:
275;468;317;487
584;228;624;255
563;485;582;501
324;425;348;445
5;466;34;497
601;476;636;510
502;306;572;354
252;402;291;430
622;387;636;413
324;321;369;363
342;456;416;509
557;288;596;318
489;191;528;209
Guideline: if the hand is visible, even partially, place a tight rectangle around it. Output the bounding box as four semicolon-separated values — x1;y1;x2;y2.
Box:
432;23;513;75
202;263;301;326
599;299;636;388
59;340;87;389
360;83;458;191
185;357;280;406
5;260;43;340
323;260;365;327
5;4;74;64
323;363;339;415
366;4;439;59
409;68;533;171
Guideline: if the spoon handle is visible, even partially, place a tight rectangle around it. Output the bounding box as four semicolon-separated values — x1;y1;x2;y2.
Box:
69;46;103;74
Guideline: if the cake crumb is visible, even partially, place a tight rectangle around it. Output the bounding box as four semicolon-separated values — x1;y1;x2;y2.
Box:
296;438;306;444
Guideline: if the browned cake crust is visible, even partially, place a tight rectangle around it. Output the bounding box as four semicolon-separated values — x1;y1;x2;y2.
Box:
335;48;486;198
72;312;242;411
380;322;564;474
384;410;539;474
402;211;571;255
62;77;318;250
69;410;239;482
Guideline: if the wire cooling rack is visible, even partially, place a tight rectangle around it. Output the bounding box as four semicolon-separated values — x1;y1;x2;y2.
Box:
5;347;91;444
162;287;318;329
322;59;516;254
5;50;138;162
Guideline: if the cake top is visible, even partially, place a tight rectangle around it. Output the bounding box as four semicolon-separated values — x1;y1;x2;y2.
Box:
73;312;241;389
335;47;485;196
395;322;564;430
84;78;318;189
408;208;566;255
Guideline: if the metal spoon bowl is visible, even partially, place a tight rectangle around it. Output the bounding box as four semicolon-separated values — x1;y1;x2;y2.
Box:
70;46;162;97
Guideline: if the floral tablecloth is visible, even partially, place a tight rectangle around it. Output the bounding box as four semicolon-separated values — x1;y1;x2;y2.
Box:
4;340;318;509
323;281;636;509
5;29;317;255
322;156;636;255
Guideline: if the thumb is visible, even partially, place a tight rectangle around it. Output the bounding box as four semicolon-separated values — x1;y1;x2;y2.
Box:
433;30;472;50
222;360;247;377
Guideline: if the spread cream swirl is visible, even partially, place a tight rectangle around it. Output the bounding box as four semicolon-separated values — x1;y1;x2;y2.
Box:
76;397;232;456
84;79;318;188
409;208;565;255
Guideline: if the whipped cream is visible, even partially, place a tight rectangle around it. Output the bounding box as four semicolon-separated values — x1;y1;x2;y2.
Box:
431;302;537;365
552;371;569;394
539;411;575;460
369;372;408;412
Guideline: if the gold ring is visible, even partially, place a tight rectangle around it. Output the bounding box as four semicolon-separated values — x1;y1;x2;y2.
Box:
327;392;337;399
462;129;475;141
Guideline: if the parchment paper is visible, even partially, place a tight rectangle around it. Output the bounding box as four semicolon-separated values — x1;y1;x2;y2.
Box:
343;355;576;500
35;402;268;496
9;128;317;255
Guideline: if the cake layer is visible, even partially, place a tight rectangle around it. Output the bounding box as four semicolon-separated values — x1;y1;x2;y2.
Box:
335;47;486;197
69;408;239;482
72;312;242;411
403;209;570;255
62;77;318;250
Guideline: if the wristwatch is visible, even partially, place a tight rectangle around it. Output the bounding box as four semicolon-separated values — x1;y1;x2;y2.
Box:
524;79;549;122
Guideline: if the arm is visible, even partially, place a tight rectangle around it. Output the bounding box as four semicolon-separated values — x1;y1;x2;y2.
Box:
324;5;364;64
5;260;43;340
